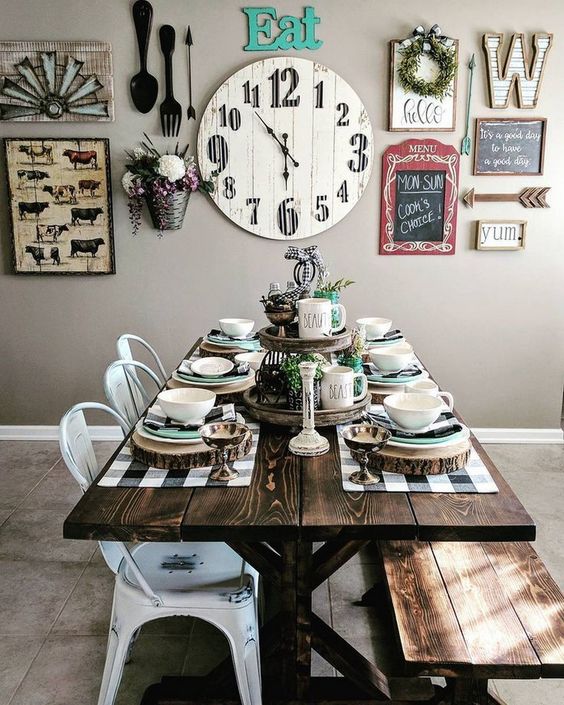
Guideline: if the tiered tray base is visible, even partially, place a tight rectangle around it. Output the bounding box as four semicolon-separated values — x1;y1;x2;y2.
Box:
258;326;352;353
243;389;371;427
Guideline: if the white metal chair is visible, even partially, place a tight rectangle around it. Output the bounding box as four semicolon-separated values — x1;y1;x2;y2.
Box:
116;333;167;386
103;359;162;430
59;403;262;705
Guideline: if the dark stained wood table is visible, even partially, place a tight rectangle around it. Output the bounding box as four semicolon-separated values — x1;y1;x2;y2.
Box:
64;340;535;704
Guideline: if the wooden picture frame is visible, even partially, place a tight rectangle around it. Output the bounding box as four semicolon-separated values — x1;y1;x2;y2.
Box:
388;39;458;132
473;118;547;176
0;40;114;122
4;137;115;275
476;220;527;250
483;33;553;110
379;139;460;255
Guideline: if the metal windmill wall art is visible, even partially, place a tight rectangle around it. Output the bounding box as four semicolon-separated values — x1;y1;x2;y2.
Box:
0;41;114;122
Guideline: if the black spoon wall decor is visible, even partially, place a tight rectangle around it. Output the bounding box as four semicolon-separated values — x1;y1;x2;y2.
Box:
185;26;196;120
159;25;182;137
130;0;158;113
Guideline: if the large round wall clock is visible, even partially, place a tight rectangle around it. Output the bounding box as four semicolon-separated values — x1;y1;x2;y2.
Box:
197;57;374;240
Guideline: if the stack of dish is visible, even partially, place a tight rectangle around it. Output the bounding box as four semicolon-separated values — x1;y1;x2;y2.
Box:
365;398;470;450
135;389;239;446
172;356;255;389
365;344;427;387
356;317;405;348
205;319;261;351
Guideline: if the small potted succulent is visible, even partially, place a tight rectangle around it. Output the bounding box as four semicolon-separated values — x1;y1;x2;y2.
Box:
122;134;214;235
313;277;354;329
338;328;366;396
281;354;325;411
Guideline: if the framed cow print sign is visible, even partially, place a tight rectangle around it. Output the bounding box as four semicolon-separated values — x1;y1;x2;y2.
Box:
4;137;115;274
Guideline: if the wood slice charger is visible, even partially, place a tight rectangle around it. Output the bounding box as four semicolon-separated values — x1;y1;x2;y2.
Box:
350;438;472;475
199;340;249;360
130;430;253;470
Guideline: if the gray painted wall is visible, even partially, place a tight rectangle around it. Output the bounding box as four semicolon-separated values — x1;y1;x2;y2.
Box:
0;0;563;427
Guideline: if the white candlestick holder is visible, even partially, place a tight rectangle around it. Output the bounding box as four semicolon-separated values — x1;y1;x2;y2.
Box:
288;361;330;457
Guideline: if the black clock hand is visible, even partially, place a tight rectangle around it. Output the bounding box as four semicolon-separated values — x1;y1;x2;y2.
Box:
282;133;290;189
254;112;299;167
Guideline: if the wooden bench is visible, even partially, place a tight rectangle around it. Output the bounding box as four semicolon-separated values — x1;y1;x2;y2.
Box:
379;541;564;704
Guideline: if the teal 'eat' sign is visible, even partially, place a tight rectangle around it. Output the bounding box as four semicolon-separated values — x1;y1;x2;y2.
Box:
243;7;323;51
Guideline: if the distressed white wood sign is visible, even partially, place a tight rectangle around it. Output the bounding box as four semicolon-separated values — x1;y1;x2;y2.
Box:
388;40;458;132
0;40;114;122
476;220;526;250
197;57;373;240
483;33;552;109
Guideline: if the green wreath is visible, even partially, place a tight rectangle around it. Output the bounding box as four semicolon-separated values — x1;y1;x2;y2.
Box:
397;37;457;101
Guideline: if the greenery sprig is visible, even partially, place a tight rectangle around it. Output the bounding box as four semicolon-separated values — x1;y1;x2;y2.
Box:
281;354;325;392
316;278;355;294
397;37;457;101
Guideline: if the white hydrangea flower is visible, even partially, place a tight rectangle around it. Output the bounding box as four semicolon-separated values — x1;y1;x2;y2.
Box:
121;170;137;195
157;154;186;182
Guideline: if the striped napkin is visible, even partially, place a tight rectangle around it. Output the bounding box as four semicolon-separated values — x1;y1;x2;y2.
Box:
143;403;236;440
364;405;464;442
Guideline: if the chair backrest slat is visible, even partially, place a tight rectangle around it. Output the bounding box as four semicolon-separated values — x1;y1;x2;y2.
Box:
116;333;167;385
104;360;161;430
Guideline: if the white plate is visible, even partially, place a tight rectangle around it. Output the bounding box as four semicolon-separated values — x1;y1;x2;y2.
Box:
387;426;470;450
367;370;429;387
190;357;234;378
172;370;255;387
136;412;245;446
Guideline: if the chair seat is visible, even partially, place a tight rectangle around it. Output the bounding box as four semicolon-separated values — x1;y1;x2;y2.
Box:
124;542;247;594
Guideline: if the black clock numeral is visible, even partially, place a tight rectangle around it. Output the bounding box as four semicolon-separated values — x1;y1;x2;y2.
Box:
243;80;260;108
269;68;300;108
337;180;349;203
314;195;329;222
314;81;324;109
336;102;350;126
277;197;299;237
348;133;369;173
223;176;236;199
206;134;229;174
246;197;260;225
219;104;241;131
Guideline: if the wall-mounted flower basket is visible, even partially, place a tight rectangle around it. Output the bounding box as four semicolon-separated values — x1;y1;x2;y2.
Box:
145;190;190;231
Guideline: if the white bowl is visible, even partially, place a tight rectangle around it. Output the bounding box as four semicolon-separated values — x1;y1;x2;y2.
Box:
190;357;234;378
369;343;414;372
234;351;267;371
157;388;216;424
219;318;255;338
384;393;443;431
356;317;392;340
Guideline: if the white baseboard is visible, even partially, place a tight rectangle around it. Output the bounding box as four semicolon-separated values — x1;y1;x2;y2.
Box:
472;428;564;444
0;425;123;441
0;425;562;444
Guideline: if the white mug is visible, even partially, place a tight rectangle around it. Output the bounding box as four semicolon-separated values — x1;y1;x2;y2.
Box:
297;298;346;339
320;365;367;410
405;379;454;411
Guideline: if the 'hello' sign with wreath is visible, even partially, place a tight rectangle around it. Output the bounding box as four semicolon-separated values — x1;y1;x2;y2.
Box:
379;139;460;255
388;25;458;132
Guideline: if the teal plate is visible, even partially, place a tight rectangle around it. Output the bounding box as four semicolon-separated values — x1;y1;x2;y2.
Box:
143;425;201;441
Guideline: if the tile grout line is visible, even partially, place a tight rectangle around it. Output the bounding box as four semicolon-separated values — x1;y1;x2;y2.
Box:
3;454;64;520
6;635;47;705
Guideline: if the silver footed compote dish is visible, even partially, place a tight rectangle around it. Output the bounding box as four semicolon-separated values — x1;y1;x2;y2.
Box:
199;422;249;482
341;424;391;485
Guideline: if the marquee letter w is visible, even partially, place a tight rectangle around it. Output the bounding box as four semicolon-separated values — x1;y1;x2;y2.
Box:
483;33;553;108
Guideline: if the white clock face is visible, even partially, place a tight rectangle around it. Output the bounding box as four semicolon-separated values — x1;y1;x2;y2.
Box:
198;57;373;240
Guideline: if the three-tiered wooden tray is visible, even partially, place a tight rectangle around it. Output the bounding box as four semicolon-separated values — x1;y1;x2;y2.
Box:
242;326;372;427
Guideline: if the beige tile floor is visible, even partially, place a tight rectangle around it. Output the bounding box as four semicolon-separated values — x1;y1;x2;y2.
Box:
0;440;562;705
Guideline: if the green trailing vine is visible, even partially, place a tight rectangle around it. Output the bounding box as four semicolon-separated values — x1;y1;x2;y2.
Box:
397;37;457;100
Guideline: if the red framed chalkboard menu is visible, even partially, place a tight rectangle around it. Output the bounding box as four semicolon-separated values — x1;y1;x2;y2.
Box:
379;139;460;255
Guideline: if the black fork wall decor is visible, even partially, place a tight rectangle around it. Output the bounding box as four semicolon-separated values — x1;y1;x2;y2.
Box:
159;25;182;137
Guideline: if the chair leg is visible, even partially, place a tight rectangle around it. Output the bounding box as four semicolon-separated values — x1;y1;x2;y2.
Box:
97;621;138;705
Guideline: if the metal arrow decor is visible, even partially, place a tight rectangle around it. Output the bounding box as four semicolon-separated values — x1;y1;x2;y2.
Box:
463;187;551;209
185;26;195;120
460;54;476;156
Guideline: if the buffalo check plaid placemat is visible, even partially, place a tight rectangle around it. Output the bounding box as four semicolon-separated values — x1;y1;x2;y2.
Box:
98;413;260;489
338;427;498;494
